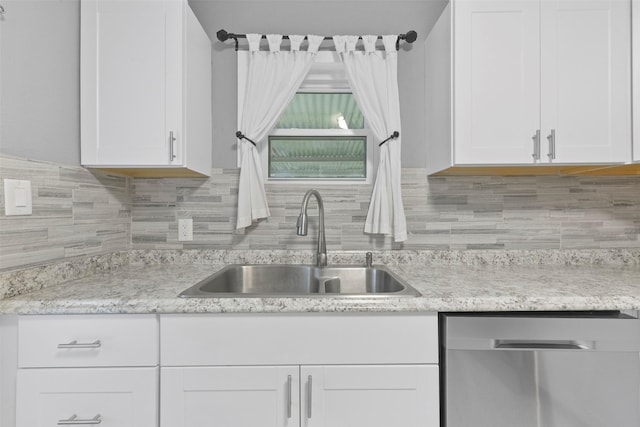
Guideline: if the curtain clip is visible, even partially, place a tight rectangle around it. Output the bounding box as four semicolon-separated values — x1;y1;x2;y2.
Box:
236;131;257;147
378;131;399;147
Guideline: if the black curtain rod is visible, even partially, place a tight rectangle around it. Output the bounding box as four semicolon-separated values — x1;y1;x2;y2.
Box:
216;29;417;51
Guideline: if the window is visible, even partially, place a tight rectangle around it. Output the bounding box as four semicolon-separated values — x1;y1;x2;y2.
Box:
237;51;376;184
269;136;367;179
269;92;370;180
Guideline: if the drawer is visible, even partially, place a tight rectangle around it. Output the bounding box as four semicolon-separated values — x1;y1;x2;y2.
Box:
18;314;158;368
161;313;438;366
16;367;158;427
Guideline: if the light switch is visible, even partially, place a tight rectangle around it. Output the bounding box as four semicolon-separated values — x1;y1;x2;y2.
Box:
4;179;33;216
15;188;27;207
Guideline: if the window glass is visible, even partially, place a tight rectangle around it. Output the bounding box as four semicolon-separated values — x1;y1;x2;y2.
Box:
275;93;364;129
268;91;369;181
269;136;366;179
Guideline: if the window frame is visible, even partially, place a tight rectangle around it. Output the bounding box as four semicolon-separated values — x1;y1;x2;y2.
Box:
237;51;377;185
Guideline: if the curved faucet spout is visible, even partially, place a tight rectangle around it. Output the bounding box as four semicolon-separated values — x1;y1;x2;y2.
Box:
296;189;327;267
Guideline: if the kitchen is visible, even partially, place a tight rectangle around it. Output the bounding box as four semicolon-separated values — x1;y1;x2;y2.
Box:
1;0;639;426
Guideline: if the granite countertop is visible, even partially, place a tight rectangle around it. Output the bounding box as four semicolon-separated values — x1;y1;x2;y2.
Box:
0;249;639;314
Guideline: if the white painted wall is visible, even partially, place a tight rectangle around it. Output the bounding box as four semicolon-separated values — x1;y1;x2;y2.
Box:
0;0;447;168
191;0;447;168
0;0;80;165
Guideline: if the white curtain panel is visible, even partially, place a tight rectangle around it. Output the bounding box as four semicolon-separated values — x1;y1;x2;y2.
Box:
333;35;407;242
236;34;323;229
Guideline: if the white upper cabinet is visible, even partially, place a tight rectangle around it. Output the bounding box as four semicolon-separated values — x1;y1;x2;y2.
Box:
634;0;639;162
426;0;632;174
453;0;541;165
81;0;212;177
540;0;631;164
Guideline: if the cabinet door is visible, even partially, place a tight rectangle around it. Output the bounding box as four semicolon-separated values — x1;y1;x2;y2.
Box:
541;0;631;163
454;0;541;165
16;367;158;427
161;366;299;427
301;365;439;427
81;0;182;166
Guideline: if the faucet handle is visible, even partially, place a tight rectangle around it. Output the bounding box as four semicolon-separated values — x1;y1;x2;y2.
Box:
365;252;373;268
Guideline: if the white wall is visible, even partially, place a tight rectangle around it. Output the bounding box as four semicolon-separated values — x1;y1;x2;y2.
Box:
0;0;446;168
191;0;447;168
0;0;80;165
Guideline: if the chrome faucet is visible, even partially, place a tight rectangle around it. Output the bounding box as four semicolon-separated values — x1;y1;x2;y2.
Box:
296;189;327;267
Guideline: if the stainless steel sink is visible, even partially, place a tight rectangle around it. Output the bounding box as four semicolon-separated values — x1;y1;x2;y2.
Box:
179;264;420;298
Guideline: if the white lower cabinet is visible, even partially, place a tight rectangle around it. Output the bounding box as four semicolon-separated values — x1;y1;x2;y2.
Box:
14;315;159;427
161;366;300;426
161;365;437;427
300;365;438;427
0;316;18;427
159;313;440;427
17;368;158;427
11;313;439;426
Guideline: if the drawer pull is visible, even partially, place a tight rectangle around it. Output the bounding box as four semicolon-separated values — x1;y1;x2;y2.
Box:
57;340;102;349
307;375;313;419
286;374;292;419
57;414;102;425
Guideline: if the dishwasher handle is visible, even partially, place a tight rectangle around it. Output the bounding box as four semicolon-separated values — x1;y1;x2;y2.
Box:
493;339;593;350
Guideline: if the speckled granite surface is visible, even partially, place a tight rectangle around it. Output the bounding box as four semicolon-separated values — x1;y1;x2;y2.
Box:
0;249;638;314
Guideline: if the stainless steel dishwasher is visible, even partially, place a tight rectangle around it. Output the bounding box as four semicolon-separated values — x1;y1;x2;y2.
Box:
441;311;640;427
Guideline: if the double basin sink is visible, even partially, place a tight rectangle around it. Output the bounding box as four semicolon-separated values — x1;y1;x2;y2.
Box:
179;264;420;298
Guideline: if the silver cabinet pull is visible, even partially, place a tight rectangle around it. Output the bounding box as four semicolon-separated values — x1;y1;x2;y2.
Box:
307;375;313;419
57;414;102;425
531;129;541;161
286;375;292;419
494;339;592;350
546;129;556;161
169;131;177;161
57;340;101;349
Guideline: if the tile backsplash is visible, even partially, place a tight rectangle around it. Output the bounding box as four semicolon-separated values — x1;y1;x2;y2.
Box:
2;154;639;270
132;169;640;252
0;155;131;269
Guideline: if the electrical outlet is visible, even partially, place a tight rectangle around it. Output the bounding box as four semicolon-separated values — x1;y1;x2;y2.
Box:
178;219;193;241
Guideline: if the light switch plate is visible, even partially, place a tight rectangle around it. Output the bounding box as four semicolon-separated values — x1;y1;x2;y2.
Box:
4;179;33;216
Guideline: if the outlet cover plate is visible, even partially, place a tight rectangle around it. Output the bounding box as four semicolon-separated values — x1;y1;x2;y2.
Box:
178;219;193;241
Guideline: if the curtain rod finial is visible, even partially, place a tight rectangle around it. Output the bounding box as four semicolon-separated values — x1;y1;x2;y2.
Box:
402;30;417;43
217;29;229;42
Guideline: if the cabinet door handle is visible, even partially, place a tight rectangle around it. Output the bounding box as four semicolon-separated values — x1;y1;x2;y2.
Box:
287;375;292;419
546;129;556;161
169;131;177;161
307;375;313;419
531;129;541;161
57;414;102;425
57;340;101;349
494;339;592;350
